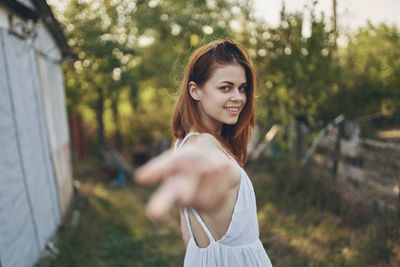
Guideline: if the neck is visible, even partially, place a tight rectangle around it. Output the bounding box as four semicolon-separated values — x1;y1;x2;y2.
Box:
197;110;222;136
190;123;222;136
202;120;222;136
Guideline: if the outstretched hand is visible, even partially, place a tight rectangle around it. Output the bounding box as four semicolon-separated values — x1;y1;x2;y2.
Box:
134;147;236;221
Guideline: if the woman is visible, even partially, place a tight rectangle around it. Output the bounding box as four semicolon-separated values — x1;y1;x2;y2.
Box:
135;38;273;266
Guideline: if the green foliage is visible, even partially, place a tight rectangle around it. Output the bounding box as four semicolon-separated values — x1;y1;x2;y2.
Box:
333;23;400;120
52;0;400;148
58;0;256;145
250;7;337;130
35;157;185;267
38;157;400;266
249;159;400;266
52;197;168;266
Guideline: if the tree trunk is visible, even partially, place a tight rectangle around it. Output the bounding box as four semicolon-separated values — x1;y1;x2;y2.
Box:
332;0;337;63
97;87;105;162
111;91;122;149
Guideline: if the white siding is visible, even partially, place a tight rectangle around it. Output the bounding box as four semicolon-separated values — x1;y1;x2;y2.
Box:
34;11;73;217
35;20;62;60
0;27;39;267
37;53;73;216
0;1;73;266
0;28;61;267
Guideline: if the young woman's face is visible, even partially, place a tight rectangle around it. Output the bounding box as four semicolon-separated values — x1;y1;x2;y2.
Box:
192;63;247;134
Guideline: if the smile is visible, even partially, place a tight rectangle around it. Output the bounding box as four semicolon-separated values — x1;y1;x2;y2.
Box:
224;107;241;114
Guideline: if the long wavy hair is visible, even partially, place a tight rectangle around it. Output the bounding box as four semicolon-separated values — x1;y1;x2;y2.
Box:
172;38;258;166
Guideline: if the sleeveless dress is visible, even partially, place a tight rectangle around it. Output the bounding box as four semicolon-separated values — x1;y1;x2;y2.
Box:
174;132;273;267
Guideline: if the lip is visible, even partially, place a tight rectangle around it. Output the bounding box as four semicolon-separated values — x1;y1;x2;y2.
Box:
224;106;241;115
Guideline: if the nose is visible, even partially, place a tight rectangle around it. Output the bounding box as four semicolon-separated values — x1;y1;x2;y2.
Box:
230;88;245;102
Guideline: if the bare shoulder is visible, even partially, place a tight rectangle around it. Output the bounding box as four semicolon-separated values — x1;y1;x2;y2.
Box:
183;133;237;167
184;132;242;191
191;133;219;145
184;133;222;153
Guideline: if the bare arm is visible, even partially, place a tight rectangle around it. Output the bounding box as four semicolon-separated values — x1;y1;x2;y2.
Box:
134;133;241;221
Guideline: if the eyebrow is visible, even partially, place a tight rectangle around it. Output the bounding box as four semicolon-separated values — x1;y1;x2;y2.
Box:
218;81;247;86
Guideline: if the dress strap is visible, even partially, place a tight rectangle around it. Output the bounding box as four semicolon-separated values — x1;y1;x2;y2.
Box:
183;208;194;237
174;132;200;152
190;208;216;242
173;138;181;152
183;208;216;243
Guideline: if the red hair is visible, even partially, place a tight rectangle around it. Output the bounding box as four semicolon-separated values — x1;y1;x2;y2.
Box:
172;38;258;166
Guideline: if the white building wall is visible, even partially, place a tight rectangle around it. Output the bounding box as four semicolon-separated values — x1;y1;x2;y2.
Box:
34;15;73;217
36;52;73;216
0;7;8;28
0;28;40;267
35;20;63;60
1;0;73;217
0;27;60;267
0;0;73;266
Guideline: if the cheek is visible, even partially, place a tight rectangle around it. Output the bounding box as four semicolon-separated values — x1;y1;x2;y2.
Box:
202;95;221;111
209;94;225;107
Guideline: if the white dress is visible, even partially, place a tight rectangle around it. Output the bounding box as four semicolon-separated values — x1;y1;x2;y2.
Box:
174;132;273;267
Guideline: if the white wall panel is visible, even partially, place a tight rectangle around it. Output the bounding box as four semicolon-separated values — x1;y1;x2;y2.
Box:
0;28;39;267
0;28;61;267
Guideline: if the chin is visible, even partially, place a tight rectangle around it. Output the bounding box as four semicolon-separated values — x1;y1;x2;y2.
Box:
224;118;239;125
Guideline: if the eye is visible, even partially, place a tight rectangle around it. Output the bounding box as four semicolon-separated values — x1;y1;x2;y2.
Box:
220;86;231;91
239;85;247;92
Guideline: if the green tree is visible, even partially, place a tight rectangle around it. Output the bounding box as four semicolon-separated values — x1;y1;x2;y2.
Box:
56;0;258;153
245;3;338;152
60;0;140;158
334;23;400;120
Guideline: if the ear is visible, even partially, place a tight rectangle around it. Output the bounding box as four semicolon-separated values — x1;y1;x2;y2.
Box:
189;81;202;101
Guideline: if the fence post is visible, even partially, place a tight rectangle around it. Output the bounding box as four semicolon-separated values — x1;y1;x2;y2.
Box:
332;124;342;181
398;189;400;218
296;121;308;160
398;170;400;217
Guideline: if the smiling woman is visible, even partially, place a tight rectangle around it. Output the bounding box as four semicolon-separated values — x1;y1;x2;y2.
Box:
172;38;258;166
188;64;247;134
135;38;273;266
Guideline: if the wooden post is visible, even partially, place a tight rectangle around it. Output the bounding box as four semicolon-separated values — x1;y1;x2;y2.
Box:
332;125;342;181
301;114;344;166
296;121;308;160
398;169;400;217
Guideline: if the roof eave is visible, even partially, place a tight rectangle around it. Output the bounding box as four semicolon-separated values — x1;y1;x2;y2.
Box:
31;0;74;59
0;0;40;22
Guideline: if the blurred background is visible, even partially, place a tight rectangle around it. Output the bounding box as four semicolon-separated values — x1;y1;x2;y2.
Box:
1;0;399;266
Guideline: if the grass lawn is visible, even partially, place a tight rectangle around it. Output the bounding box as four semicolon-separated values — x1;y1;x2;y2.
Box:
36;157;399;267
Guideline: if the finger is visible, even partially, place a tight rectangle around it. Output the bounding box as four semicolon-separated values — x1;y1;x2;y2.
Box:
192;164;231;211
146;178;179;220
135;148;206;185
146;174;197;220
146;171;203;220
134;150;178;185
175;174;200;206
